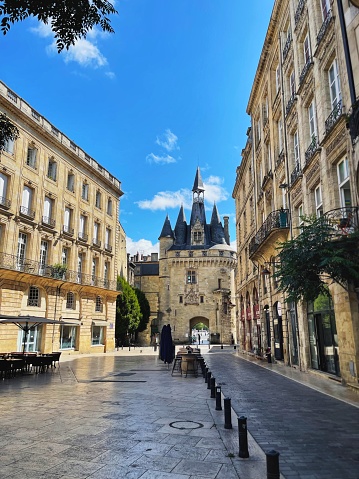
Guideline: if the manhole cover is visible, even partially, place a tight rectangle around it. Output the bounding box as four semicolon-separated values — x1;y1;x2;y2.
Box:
169;420;203;430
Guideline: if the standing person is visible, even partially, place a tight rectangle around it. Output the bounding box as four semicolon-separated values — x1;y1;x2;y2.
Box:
198;333;201;345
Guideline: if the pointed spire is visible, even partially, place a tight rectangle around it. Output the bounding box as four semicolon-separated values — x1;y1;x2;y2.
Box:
210;204;226;245
174;205;187;245
210;203;221;226
159;215;174;239
192;167;205;193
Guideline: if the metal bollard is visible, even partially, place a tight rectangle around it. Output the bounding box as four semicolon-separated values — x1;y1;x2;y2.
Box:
221;344;224;349
210;377;216;398
234;344;237;350
205;367;209;383
224;397;232;429
266;450;280;479
238;416;249;458
207;371;212;389
215;386;222;410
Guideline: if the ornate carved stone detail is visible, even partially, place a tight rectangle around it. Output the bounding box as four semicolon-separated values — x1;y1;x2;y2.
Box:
315;29;335;67
185;288;199;305
272;91;281;118
305;160;320;188
291;184;303;204
286;110;298;134
325;127;348;162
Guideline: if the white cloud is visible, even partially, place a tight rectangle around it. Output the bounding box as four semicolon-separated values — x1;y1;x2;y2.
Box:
203;176;229;204
136;189;192;211
156;129;179;152
126;238;159;256
230;240;237;251
146;153;176;165
31;22;108;69
105;71;116;79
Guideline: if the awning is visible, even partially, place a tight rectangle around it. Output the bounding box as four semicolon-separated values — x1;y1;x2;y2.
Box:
92;320;108;327
61;319;81;326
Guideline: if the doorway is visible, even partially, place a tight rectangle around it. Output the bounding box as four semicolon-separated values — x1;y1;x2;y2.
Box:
273;301;284;360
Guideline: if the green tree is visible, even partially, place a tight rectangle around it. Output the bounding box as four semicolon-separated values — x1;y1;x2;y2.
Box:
277;215;359;303
134;288;150;333
115;276;141;344
0;113;19;151
0;0;117;52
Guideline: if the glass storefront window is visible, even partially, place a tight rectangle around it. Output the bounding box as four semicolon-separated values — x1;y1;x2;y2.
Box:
92;326;105;346
60;325;77;349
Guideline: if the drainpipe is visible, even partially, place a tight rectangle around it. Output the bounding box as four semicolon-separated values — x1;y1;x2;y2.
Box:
337;0;356;105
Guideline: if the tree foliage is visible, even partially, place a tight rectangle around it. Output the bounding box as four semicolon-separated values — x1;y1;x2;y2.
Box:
115;277;141;339
0;113;19;151
134;288;150;333
277;215;359;303
0;0;117;52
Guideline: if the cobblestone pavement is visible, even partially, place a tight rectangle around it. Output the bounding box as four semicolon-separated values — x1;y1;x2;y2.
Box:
0;352;271;479
203;349;359;479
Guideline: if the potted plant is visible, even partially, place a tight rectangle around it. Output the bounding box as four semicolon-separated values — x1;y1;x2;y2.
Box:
52;263;67;279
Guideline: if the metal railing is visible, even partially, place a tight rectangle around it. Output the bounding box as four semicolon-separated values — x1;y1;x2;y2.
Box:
19;206;35;219
304;135;319;165
249;209;289;256
93;238;101;248
105;243;113;253
295;0;306;26
78;232;88;242
317;10;332;45
0;196;11;209
63;225;74;236
348;98;359;143
323;206;359;234
0;252;118;290
42;216;56;228
290;163;302;185
325;100;343;134
283;34;292;61
285;94;297;116
299;57;313;85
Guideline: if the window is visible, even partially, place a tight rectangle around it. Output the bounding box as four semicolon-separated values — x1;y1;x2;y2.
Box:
92;326;105;346
107;198;113;216
95;190;102;209
64;207;72;234
278;119;283;153
28;286;40;307
289;71;296;98
297;204;304;232
79;215;87;241
275;65;280;93
66;292;75;309
17;232;27;269
21;185;33;216
60;325;77;349
104;262;109;285
62;247;69;266
67;172;75;192
294;131;300;165
95;296;103;312
3;137;14;154
93;222;100;243
303;34;311;63
77;254;83;283
0;172;9;205
337;158;351;208
47;158;57;181
92;258;97;285
187;270;196;284
321;0;330;20
218;278;222;289
200;296;204;304
26;147;37;169
266;144;272;173
179;295;183;303
82;182;89;201
256;119;261;143
193;231;202;243
328;59;341;109
105;228;111;250
315;185;323;217
308;101;317;140
39;240;48;275
43;196;54;226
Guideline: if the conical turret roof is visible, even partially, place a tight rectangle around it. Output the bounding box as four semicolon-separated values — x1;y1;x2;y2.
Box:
192;167;205;193
210;204;226;244
174;205;187;245
159;215;174;239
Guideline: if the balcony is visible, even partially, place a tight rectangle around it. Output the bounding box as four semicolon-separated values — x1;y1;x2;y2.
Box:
299;57;313;86
304;136;320;165
285;94;297;117
105;243;113;253
42;216;56;228
249;209;289;259
294;0;306;26
78;232;88;243
348;98;359;143
325;100;343;135
0;252;118;290
282;34;292;61
0;196;11;209
19;206;35;220
316;10;332;46
63;225;74;236
323;206;359;235
93;238;101;248
290;163;302;185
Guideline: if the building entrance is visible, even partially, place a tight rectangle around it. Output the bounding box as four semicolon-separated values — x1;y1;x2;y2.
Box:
273;301;284;360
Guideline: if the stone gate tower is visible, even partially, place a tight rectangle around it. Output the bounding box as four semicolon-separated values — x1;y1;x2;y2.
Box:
158;168;237;344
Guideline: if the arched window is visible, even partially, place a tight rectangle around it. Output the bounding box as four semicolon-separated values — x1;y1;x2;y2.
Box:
28;286;40;307
95;296;103;312
66;292;75;309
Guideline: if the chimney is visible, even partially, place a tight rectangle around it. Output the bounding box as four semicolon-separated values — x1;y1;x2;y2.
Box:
223;216;230;245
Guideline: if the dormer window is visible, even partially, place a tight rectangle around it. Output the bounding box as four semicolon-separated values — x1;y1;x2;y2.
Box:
194;231;202;243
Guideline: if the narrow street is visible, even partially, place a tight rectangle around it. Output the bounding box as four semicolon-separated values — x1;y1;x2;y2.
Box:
204;350;359;479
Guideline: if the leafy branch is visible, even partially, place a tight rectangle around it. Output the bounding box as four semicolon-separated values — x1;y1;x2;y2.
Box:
0;112;19;152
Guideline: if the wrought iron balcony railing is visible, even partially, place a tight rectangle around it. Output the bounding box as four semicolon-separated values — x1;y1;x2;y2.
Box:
19;206;35;219
285;94;297;116
42;216;56;228
78;232;88;242
105;243;113;253
0;252;117;290
93;238;101;248
325;100;343;134
317;10;332;46
323;206;359;234
63;225;74;236
304;135;319;165
0;196;11;209
290;163;302;185
348;98;359;143
295;0;306;26
283;34;292;61
249;209;289;256
299;57;313;85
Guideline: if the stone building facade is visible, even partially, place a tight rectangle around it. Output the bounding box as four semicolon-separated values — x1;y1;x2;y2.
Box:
233;0;359;386
158;168;237;344
0;81;123;354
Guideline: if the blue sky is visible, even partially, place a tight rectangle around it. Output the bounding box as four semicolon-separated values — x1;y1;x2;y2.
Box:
1;0;273;256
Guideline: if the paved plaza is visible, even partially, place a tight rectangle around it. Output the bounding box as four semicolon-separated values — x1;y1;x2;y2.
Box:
0;347;359;479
